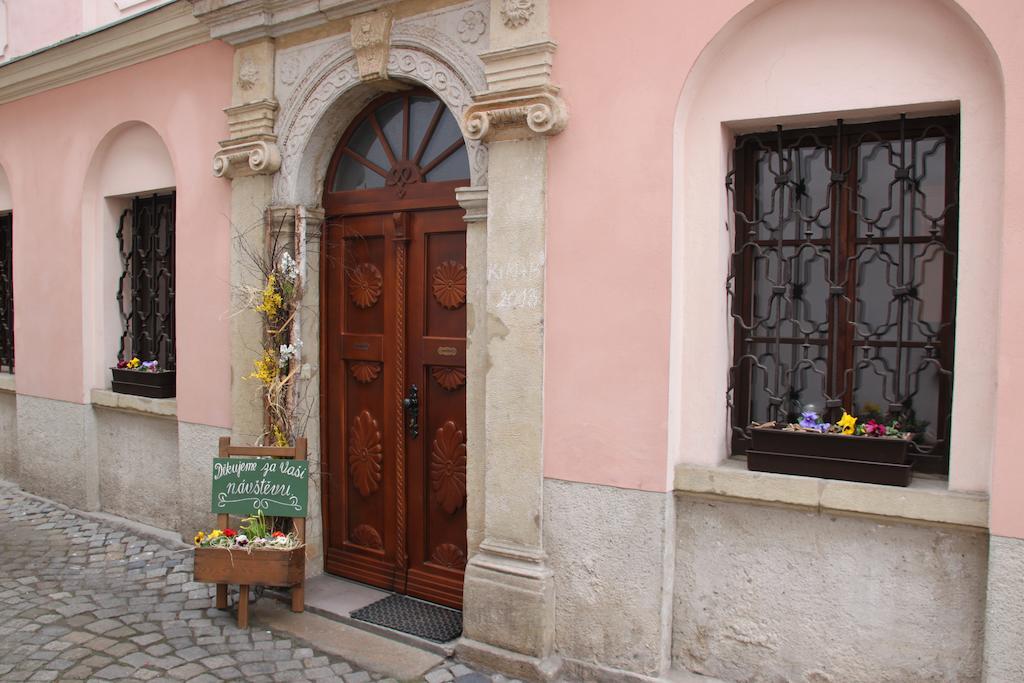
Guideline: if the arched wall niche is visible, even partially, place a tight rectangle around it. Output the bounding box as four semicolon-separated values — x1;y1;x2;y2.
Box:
81;121;176;395
669;0;1005;492
0;163;11;213
273;25;488;208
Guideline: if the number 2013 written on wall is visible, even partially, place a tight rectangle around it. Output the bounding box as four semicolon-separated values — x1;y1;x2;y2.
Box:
210;458;309;517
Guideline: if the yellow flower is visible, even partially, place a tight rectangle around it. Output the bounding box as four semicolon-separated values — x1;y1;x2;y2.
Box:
248;351;279;385
255;274;283;318
208;529;223;540
193;531;206;545
837;411;858;435
272;424;288;447
127;357;141;369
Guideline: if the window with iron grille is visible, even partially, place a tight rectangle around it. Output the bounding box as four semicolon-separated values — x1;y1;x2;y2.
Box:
0;212;12;372
727;115;959;474
117;193;175;370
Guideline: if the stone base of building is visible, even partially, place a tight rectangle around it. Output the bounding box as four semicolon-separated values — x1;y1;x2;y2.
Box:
6;393;230;544
984;534;1024;680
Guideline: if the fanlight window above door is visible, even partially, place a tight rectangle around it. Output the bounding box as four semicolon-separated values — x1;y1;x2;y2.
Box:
331;92;470;195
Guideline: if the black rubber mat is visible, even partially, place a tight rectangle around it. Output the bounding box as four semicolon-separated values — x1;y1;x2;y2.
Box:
350;594;462;643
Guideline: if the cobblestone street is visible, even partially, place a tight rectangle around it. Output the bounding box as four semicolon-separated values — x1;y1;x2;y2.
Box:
0;483;486;683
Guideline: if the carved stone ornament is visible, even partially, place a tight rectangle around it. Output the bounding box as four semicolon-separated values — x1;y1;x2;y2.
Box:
464;86;567;142
458;10;486;44
350;9;394;83
349;410;383;497
237;56;259;90
500;0;535;28
430;421;467;515
213;139;281;178
212;99;281;178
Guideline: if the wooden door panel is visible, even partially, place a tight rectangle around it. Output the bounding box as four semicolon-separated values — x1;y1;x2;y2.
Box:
324;217;400;591
404;211;467;608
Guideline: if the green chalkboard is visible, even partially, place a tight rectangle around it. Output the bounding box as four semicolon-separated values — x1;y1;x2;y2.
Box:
211;458;308;517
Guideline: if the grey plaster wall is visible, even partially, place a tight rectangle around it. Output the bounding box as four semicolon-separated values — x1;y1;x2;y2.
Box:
177;421;231;542
17;395;96;509
673;496;988;683
0;391;16;480
544;478;674;677
984;534;1024;681
95;407;179;530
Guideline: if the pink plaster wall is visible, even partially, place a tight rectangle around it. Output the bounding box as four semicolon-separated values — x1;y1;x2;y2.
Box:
2;0;167;62
547;0;1024;532
0;40;234;428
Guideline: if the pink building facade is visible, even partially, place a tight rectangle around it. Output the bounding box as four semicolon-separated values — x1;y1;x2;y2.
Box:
0;0;1021;681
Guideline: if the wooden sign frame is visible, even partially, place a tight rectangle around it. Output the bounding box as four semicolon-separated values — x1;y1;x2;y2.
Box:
206;436;308;628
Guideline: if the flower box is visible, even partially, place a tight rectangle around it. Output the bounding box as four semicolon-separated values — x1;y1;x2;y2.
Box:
747;427;912;487
193;546;305;587
110;368;175;398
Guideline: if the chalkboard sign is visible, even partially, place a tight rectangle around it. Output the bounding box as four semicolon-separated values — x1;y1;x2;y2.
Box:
211;457;308;517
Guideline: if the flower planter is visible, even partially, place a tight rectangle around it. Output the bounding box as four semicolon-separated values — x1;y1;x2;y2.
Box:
110;368;175;398
747;427;912;486
193;546;305;587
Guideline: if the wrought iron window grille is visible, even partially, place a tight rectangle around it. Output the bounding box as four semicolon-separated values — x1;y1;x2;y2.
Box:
726;114;959;474
117;192;176;371
0;212;12;373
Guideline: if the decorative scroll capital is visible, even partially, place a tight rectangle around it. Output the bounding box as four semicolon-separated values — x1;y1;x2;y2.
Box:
350;8;394;84
213;138;281;178
213;98;282;179
463;86;566;142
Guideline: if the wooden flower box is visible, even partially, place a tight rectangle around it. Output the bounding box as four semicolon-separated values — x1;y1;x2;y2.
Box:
110;368;176;398
747;427;912;486
193;547;305;587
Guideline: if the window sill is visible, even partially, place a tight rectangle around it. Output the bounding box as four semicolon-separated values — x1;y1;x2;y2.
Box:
0;373;14;394
674;457;988;529
91;388;176;419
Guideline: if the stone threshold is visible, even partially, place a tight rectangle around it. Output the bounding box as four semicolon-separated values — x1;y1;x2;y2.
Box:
675;457;988;529
266;573;457;658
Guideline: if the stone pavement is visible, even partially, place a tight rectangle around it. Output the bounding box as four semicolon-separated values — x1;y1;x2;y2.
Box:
0;483;512;683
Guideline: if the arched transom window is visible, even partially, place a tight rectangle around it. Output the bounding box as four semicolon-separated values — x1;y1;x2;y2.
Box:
327;90;469;201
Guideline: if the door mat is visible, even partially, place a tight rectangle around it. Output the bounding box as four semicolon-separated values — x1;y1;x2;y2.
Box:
350;594;462;643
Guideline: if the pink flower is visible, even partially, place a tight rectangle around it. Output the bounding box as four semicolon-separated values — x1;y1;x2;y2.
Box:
865;419;887;436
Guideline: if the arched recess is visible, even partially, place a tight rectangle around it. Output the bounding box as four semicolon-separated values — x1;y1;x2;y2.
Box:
273;25;487;208
669;0;1004;492
0;162;11;213
81;122;175;394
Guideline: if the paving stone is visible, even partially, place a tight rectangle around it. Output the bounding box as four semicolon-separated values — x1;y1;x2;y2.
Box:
0;486;491;683
425;670;454;683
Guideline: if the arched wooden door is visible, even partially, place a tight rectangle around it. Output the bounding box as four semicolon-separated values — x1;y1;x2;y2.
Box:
321;90;469;609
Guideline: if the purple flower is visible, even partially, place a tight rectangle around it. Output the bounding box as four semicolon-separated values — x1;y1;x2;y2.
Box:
799;411;820;429
142;361;159;372
815;423;831;433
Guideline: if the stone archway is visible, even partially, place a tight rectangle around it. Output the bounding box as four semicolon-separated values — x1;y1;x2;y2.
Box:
273;25;488;208
269;23;491;590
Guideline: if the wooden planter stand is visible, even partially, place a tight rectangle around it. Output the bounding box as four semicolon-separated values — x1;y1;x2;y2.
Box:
192;437;308;628
748;428;912;486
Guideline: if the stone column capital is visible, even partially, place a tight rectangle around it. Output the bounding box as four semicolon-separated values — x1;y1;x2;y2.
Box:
456;186;489;222
462;41;567;142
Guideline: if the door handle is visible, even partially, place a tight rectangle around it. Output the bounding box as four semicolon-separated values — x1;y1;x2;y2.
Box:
402;384;419;439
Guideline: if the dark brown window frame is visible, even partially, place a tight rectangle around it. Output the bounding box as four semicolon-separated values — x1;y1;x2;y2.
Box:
0;211;12;373
116;192;176;371
727;115;960;474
